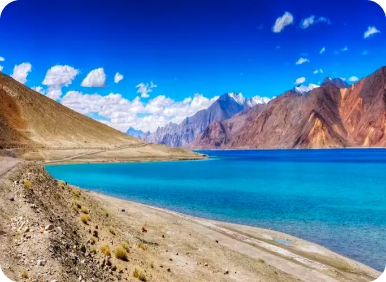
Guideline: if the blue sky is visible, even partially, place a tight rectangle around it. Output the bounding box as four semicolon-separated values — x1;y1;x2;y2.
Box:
0;0;385;132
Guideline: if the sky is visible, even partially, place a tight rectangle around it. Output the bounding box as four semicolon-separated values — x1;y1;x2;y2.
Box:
0;0;385;132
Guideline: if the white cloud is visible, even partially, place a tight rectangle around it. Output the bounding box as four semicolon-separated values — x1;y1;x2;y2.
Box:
320;47;326;54
42;65;79;100
0;57;4;61
362;50;368;55
114;72;124;84
33;86;45;94
61;90;263;133
313;69;323;74
295;77;306;84
0;66;3;72
364;26;380;39
136;81;157;98
272;12;294;33
349;76;359;82
43;65;79;87
301;15;330;29
296;58;309;65
81;68;106;87
341;46;348;51
11;62;32;84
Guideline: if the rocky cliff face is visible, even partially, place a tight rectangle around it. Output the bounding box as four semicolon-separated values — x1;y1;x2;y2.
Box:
189;67;386;149
141;93;268;147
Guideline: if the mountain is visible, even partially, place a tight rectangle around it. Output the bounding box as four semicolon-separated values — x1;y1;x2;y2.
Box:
322;77;349;88
126;127;144;138
293;84;319;94
0;72;204;161
189;67;386;149
141;93;269;147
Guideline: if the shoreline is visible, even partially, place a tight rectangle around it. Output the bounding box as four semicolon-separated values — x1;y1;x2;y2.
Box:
0;160;382;282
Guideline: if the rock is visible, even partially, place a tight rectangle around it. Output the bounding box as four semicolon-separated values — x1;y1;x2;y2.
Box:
37;259;46;266
111;265;117;271
106;257;112;266
121;209;125;212
9;196;14;201
45;224;54;231
167;268;171;272
93;230;98;237
215;240;219;243
80;245;86;253
95;225;98;229
204;263;208;266
51;280;58;282
57;227;63;233
224;269;229;275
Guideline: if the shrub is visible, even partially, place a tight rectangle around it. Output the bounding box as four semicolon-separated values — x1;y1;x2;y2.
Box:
91;247;97;254
104;210;109;217
24;180;32;189
81;206;89;214
90;237;96;245
74;189;81;197
109;227;116;235
133;268;146;281
122;242;129;252
55;192;62;198
21;271;28;279
100;245;111;257
258;258;265;263
115;246;128;261
72;205;79;213
80;215;89;224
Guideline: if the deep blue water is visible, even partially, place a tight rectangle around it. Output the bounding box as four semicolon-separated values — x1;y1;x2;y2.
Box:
45;149;386;271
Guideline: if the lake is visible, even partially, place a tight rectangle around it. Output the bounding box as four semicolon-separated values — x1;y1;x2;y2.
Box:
45;149;386;271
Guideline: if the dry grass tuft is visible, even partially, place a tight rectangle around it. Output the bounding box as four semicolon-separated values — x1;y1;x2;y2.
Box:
21;270;28;279
81;206;89;214
109;227;116;235
80;215;89;224
100;245;111;257
115;246;128;261
24;180;32;189
133;268;146;281
122;242;129;252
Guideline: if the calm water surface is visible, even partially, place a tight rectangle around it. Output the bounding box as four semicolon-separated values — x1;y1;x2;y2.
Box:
45;149;386;271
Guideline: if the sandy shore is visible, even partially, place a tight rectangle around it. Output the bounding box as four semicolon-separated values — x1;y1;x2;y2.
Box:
0;161;381;282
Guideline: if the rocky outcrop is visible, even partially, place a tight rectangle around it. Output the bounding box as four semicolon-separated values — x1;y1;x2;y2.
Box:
189;67;386;149
141;93;268;147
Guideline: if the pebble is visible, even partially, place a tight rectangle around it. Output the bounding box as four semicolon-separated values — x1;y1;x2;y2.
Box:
45;224;54;231
37;259;46;266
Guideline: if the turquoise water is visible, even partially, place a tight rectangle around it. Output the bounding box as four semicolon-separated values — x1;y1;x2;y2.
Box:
45;149;386;271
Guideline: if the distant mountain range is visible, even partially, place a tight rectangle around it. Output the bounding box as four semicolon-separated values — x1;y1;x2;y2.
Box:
126;127;144;138
188;67;386;149
140;93;269;147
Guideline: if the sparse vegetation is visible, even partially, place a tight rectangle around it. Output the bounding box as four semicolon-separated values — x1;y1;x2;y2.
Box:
24;180;32;189
55;192;62;198
73;188;81;197
90;237;96;245
81;206;89;214
80;215;89;224
122;242;129;252
72;205;79;213
109;227;116;235
100;245;111;257
104;210;109;217
258;258;265;263
115;246;128;261
21;270;28;279
39;173;46;181
133;268;146;281
91;247;97;254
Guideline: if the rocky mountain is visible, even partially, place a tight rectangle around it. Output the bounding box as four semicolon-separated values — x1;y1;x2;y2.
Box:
322;77;349;88
141;93;269;147
126;127;144;138
0;72;204;161
189;67;386;149
293;84;319;94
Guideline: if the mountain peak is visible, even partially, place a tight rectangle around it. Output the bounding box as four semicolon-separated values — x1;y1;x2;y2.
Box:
321;77;349;88
293;84;320;94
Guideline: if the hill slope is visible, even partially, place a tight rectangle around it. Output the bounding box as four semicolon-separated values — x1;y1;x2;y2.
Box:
0;73;204;161
189;67;386;149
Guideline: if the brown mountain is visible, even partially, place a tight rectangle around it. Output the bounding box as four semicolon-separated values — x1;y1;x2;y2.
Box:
0;73;204;161
189;67;386;150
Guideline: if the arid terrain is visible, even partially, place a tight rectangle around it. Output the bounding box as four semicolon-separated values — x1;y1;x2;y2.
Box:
188;67;386;150
0;72;206;163
0;161;381;282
